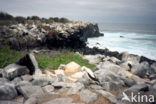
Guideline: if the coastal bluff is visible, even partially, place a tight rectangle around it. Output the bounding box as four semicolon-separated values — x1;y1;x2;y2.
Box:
0;21;156;104
0;21;103;50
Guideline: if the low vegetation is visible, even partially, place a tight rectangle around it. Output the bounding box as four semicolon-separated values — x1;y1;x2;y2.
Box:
0;45;23;68
0;46;95;70
0;11;71;26
0;12;14;20
36;52;96;70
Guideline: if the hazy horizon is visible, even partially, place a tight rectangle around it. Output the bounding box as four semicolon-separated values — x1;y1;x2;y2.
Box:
0;0;156;24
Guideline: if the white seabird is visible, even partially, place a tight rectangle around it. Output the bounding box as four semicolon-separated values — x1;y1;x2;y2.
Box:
81;66;99;82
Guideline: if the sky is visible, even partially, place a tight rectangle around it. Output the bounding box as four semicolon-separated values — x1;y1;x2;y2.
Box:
0;0;156;24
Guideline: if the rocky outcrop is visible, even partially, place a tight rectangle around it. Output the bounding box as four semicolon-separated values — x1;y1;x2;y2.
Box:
15;53;42;75
46;22;103;49
78;46;156;66
0;22;103;50
42;98;73;104
79;89;98;103
16;84;45;99
2;63;29;80
0;83;18;100
0;52;156;104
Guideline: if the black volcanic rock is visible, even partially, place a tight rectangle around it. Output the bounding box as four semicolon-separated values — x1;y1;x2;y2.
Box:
46;22;103;49
15;53;41;75
0;22;103;50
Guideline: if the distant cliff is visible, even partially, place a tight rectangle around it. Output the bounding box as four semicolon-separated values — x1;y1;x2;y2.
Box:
0;22;103;50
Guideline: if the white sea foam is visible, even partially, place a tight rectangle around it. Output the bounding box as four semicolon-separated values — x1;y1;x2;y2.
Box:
87;31;156;60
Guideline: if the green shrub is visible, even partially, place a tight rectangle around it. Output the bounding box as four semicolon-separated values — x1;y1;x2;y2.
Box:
0;45;23;68
0;12;14;20
15;16;26;23
29;16;40;20
59;17;70;23
48;17;70;23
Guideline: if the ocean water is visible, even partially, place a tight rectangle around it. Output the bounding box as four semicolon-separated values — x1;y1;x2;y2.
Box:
87;23;156;60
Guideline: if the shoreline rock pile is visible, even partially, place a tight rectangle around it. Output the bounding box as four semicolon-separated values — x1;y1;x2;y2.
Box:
0;51;156;104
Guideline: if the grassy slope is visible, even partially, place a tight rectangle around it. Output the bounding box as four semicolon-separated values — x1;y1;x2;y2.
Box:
36;52;95;70
0;46;95;70
0;45;23;68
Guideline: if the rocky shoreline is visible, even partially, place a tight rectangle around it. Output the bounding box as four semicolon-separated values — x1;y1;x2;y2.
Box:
0;21;103;50
0;21;156;104
0;50;156;104
0;20;155;65
78;46;156;65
